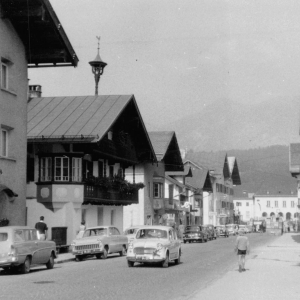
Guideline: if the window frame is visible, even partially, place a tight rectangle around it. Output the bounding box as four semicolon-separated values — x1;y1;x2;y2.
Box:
0;128;8;157
40;157;52;182
1;61;8;90
72;157;82;182
153;182;163;198
54;156;69;181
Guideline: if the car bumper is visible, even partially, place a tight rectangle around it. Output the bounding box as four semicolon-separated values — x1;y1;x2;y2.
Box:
127;256;165;263
0;257;19;268
72;249;103;256
184;237;202;241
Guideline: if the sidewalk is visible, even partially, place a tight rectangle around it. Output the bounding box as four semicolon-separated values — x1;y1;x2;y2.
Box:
188;233;300;300
55;250;75;264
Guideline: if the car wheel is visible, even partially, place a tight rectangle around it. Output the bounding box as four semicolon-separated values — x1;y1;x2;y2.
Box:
119;245;127;256
101;247;108;259
20;256;31;274
183;240;186;244
174;250;181;265
95;254;101;259
76;255;84;261
162;253;169;268
46;253;54;269
127;260;134;267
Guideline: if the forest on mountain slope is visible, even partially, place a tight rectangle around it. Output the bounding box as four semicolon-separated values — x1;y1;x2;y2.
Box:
186;145;298;198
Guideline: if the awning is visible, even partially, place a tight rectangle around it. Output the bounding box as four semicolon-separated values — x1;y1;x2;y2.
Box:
0;184;18;197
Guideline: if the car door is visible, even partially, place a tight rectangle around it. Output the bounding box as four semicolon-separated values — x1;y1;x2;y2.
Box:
168;229;177;260
108;227;117;253
113;228;124;252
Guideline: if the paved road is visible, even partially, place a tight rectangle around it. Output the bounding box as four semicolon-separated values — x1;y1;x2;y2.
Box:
0;233;278;300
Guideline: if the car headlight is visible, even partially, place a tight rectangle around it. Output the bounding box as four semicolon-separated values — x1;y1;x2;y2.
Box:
128;241;133;249
156;243;164;251
98;241;103;248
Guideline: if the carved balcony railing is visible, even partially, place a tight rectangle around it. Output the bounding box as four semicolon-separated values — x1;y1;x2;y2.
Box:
83;184;139;206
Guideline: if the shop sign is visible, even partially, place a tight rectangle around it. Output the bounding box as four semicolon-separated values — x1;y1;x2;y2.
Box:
182;201;190;209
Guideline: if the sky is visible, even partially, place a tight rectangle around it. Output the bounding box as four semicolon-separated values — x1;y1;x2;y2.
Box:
29;0;300;131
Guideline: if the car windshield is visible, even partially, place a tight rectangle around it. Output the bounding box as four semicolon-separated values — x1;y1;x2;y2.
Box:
83;228;107;237
125;228;138;235
136;229;167;239
0;232;8;242
185;226;200;232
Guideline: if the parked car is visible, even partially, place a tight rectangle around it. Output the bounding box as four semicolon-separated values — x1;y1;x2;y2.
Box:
124;225;144;243
204;224;218;239
71;226;128;261
183;225;209;243
202;225;215;240
0;226;57;274
126;226;181;268
238;225;249;233
225;224;239;236
215;225;229;237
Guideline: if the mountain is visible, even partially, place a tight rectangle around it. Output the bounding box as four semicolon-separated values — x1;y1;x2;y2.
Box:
186;145;298;198
149;97;300;151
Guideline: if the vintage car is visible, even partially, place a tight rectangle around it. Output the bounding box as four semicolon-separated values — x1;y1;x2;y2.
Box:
225;224;239;236
124;225;145;243
183;225;209;243
238;225;249;233
126;226;181;268
71;226;128;261
215;225;229;237
202;225;215;240
0;226;57;274
204;224;218;239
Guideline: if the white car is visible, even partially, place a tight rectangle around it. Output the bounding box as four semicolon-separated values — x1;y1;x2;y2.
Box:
126;226;181;268
124;225;144;243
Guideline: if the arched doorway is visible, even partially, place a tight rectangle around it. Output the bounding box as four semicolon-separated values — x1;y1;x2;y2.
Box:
262;212;267;217
270;212;275;221
278;212;283;217
294;212;299;218
286;212;291;220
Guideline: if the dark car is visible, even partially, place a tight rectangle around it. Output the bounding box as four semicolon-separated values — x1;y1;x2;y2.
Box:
183;225;209;243
202;225;215;240
214;225;229;237
204;224;218;239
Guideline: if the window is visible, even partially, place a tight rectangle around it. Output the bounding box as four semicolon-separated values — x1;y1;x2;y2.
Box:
98;161;104;178
1;129;8;157
109;165;114;177
291;201;295;208
246;202;249;206
1;62;8;89
111;210;115;225
283;201;286;208
153;183;163;198
55;157;69;181
236;202;241;207
72;157;82;182
41;157;52;181
267;201;270;207
168;184;174;205
275;201;278;207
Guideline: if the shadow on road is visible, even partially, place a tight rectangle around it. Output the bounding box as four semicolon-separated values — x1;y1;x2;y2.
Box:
291;234;300;244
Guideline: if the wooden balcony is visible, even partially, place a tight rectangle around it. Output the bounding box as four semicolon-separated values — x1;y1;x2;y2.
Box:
83;184;139;206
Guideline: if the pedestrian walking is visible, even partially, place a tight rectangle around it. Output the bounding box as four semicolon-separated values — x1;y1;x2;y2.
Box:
35;216;48;240
235;228;250;273
76;221;86;239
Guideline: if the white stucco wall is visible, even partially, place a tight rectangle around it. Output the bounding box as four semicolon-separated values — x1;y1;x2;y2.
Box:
0;10;28;225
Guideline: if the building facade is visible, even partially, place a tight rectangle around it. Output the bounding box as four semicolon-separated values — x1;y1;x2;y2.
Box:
0;0;78;226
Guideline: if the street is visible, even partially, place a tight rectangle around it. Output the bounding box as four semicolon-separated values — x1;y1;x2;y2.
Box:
0;234;278;300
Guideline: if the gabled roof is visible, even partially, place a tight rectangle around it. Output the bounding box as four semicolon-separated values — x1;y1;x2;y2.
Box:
148;131;183;171
1;0;78;67
289;143;300;176
148;132;175;161
184;161;213;192
164;174;185;189
165;166;193;178
28;95;132;140
227;156;241;185
186;152;230;179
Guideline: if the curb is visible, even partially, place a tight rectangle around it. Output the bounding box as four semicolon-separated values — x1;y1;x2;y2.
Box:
55;258;75;264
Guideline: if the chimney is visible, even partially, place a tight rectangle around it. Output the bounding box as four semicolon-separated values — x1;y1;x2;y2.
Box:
28;85;42;100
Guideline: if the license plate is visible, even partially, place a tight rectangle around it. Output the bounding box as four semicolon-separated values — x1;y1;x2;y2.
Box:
136;255;148;260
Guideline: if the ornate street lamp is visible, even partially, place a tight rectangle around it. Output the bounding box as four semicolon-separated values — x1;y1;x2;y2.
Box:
89;36;107;95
